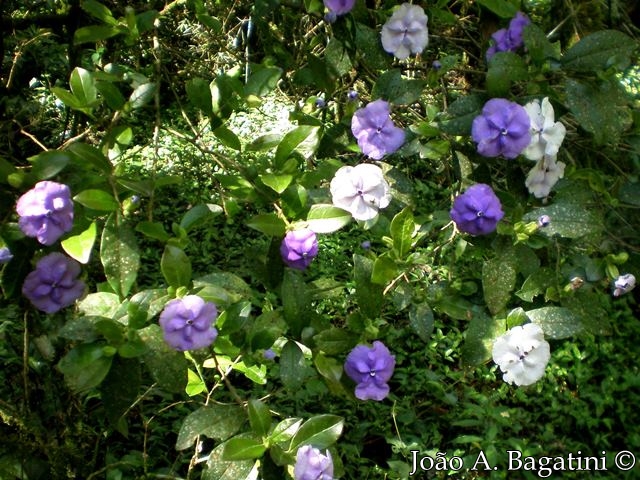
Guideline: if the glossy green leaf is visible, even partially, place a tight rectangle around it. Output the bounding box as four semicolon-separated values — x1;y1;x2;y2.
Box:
65;142;112;173
371;253;399;285
354;254;384;319
306;204;351;233
203;444;258;480
214;126;242;151
29;150;72;180
260;173;293;194
127;82;157;110
482;255;517;315
372;69;425;105
561;30;636;72
74;25;122;44
274;126;320;169
96;80;126;110
282;270;310;337
246;213;286;237
279;340;313;390
70;67;98;106
176;404;245;450
313;328;358;355
460;309;505;366
269;417;303;445
475;0;518;17
244;66;282;98
289;414;344;451
390;207;415;259
180;203;223;232
100;213;140;298
186;77;214;117
486;52;527;97
74;189;119;211
221;435;266;461
135;221;170;241
81;0;117;25
437;94;484;135
248;399;272;437
139;324;187;393
408;302;434;341
61;221;97;264
78;292;121;317
161;245;192;288
57;342;113;393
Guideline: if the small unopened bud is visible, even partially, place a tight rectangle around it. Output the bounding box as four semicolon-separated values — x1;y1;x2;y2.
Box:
537;215;551;228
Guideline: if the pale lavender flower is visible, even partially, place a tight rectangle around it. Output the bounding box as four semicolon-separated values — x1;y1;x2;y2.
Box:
159;295;218;351
613;273;636;297
330;163;391;221
280;228;319;271
344;340;395;401
525;155;565;198
347;90;358;101
486;12;531;61
381;3;429;60
16;181;74;245
351;99;405;160
537;215;551;228
471;98;531;159
294;445;334;480
324;0;355;16
22;252;85;313
450;183;504;236
492;323;550;386
0;247;13;264
522;97;566;161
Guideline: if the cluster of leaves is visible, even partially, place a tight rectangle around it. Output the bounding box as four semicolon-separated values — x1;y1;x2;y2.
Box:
0;0;639;479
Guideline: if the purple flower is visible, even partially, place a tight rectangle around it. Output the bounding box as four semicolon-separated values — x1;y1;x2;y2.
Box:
471;98;531;159
22;252;85;313
432;60;442;70
351;100;405;160
280;228;319;271
16;181;74;245
344;341;395;401
294;445;334;480
381;3;429;60
159;295;218;351
315;98;326;109
0;247;13;264
537;215;551;228
324;0;355;16
486;12;531;61
450;184;504;236
263;349;277;360
347;90;358;101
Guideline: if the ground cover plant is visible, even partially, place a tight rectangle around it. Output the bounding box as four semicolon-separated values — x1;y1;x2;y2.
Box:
1;0;640;478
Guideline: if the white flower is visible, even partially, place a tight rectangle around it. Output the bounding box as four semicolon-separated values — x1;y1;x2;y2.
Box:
492;323;550;386
522;97;566;162
613;273;636;297
330;163;391;221
380;3;429;60
525;155;566;198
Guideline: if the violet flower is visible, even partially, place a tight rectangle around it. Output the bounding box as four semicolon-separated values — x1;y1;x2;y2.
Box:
0;247;13;264
381;3;429;60
351;99;405;160
330;163;391;221
22;252;85;313
159;295;218;351
450;183;504;236
16;181;74;246
492;323;550;386
344;340;395;401
294;445;334;480
324;0;355;17
486;12;531;61
280;228;319;271
471;98;531;159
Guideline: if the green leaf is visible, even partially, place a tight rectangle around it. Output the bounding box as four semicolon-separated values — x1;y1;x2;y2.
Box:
561;30;636;72
203;444;257;480
289;414;344;451
526;307;583;339
274;126;320;170
506;307;529;329
372;69;425;105
127;82;156;110
486;52;527;97
408;302;434;341
314;353;346;395
96;81;126;110
354;254;384;319
324;38;352;77
313;328;358;355
78;292;121;317
161;245;192;289
437;94;485;135
51;87;84;110
135;221;171;242
186;368;206;396
176;404;245;450
221;435;266;461
306;204;351;233
282;270;310;337
61;221;97;264
460;309;505;366
354;22;391;71
180;204;223;232
214;125;242;151
269;417;303;445
475;0;518;17
523;24;560;65
482;255;517;315
57;342;113;393
246;213;286;237
74;25;122;44
70;67;98;106
244;66;283;98
233;362;267;385
515;268;555;302
248;399;272;437
279;340;313;390
186;77;214;117
139;324;187;393
81;0;117;24
565;78;632;145
100;356;140;435
371;253;399;285
246;134;282;152
29;150;72;180
390;207;415;259
65;142;112;173
100;213;140;298
260;173;293;194
196;13;222;32
73;189;119;211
